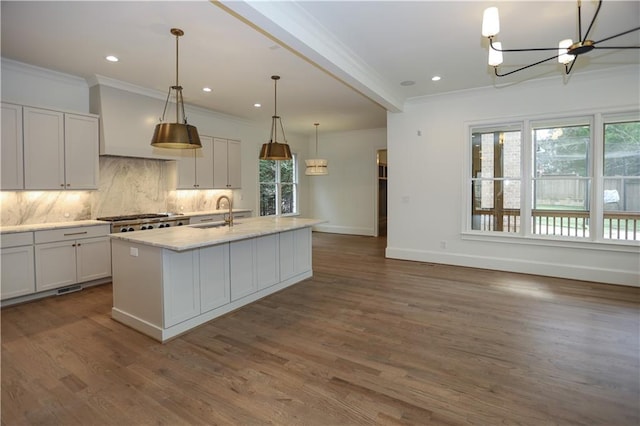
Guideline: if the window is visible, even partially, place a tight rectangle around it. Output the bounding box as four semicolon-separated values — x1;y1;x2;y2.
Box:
259;154;298;216
603;119;640;240
471;126;522;233
468;112;640;242
532;121;591;237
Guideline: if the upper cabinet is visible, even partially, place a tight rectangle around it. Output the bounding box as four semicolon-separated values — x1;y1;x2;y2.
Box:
213;138;241;189
1;104;99;191
176;135;214;189
23;106;99;190
1;103;24;190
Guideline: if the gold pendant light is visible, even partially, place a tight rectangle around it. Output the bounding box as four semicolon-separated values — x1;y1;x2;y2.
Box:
150;28;201;149
305;123;328;176
259;75;292;160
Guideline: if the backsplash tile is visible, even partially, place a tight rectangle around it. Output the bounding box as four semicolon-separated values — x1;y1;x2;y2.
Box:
1;156;233;226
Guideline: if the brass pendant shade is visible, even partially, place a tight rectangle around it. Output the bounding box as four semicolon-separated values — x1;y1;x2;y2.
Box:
259;75;292;160
150;28;202;149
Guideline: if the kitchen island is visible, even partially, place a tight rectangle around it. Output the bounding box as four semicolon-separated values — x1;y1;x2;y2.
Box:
109;217;324;342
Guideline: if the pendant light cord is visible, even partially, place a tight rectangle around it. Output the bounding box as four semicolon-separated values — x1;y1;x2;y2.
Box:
314;123;319;156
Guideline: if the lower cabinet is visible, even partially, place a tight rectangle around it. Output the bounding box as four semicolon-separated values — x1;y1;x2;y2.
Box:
111;226;313;342
35;236;112;292
163;244;231;328
1;232;35;300
230;234;279;301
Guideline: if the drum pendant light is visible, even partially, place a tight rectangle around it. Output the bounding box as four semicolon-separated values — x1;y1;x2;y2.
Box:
150;28;202;149
259;75;292;160
305;123;328;176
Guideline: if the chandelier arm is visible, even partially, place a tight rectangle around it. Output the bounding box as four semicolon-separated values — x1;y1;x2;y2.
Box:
593;27;640;45
564;58;578;75
493;52;561;77
581;0;603;44
179;89;188;124
489;37;557;53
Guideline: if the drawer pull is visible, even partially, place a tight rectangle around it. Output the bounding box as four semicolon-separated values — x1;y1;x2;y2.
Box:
200;218;214;222
63;231;88;236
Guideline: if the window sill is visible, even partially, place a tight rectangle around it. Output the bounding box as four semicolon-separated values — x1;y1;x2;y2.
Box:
461;231;640;253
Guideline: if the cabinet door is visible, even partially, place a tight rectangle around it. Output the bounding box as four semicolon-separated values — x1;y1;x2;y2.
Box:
1;246;35;300
35;240;77;291
64;114;99;189
256;234;279;290
212;137;228;189
76;237;112;282
230;238;256;301
163;250;200;327
23;107;65;190
227;139;241;189
200;244;230;312
176;148;197;189
1;103;24;190
280;228;312;281
195;136;214;189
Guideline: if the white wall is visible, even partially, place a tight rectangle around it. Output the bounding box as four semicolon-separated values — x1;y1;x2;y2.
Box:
308;127;386;236
387;65;640;286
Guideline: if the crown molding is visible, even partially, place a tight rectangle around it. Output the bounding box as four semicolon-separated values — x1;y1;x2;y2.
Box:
1;57;87;88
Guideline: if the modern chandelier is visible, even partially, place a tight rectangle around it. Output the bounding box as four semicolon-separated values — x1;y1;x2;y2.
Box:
150;28;201;149
481;0;640;77
259;75;292;161
305;123;328;176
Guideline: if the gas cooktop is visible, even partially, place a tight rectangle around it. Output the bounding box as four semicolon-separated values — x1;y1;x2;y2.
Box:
96;213;169;222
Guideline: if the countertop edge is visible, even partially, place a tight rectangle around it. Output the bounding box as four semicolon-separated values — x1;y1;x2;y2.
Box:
109;217;325;251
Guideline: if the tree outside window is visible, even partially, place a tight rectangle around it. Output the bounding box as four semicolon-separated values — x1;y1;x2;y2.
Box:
259;155;298;216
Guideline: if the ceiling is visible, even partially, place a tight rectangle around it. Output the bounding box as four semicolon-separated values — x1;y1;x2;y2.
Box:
1;1;639;136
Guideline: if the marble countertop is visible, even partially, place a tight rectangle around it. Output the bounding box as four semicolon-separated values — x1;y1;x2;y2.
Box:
109;216;324;251
0;220;110;234
0;209;253;235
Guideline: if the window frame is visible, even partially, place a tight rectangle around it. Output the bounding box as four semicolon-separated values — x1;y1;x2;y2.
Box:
463;108;639;249
259;153;299;217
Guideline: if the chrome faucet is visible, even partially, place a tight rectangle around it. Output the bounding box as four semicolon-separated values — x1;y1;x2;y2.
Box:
216;195;233;227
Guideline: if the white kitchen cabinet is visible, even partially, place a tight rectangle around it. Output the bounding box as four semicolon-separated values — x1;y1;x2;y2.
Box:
213;138;241;189
1;232;35;300
34;225;111;292
23;106;98;190
279;228;312;282
200;244;230;313
230;238;256;301
163;249;200;327
1;103;24;190
189;214;225;225
230;234;279;301
176;135;214;189
64;113;99;189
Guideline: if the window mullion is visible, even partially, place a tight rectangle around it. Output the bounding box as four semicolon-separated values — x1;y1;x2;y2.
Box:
522;120;532;236
591;113;604;241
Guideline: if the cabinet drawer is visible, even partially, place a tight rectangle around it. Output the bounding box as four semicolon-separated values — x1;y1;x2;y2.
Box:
1;232;34;248
35;225;111;244
190;215;224;224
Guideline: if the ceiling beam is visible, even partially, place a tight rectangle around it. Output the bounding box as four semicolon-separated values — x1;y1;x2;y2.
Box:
215;0;405;113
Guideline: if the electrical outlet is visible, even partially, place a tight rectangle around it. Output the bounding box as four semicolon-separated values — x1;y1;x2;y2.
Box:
440;240;447;249
130;247;139;257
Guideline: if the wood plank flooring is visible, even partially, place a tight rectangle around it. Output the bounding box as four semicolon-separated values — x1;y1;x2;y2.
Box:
2;232;639;425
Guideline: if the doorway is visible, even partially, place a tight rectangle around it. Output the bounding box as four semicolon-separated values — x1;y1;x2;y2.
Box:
377;149;387;237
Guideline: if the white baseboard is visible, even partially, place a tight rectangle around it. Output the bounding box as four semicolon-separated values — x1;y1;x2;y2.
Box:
313;224;374;236
385;247;639;287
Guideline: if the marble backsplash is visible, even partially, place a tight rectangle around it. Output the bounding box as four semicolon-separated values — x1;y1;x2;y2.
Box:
0;156;233;225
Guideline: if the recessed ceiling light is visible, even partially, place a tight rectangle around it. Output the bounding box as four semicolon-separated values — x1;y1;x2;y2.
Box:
432;75;442;81
105;55;119;62
202;87;212;92
400;80;415;86
254;103;262;108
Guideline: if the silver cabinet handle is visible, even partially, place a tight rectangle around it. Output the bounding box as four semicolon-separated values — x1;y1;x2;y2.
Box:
64;231;88;236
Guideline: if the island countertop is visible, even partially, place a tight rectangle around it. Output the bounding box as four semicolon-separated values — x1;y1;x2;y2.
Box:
108;216;324;251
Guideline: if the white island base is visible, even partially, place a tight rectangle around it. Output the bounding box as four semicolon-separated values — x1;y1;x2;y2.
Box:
110;219;317;342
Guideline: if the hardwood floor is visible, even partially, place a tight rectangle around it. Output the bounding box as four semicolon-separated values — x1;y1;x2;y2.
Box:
2;232;639;425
